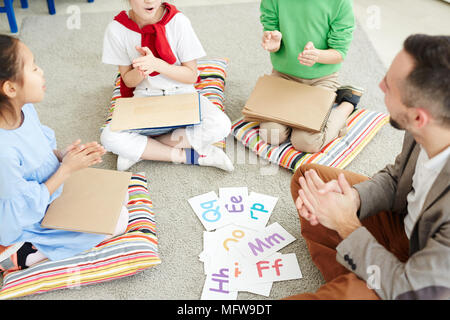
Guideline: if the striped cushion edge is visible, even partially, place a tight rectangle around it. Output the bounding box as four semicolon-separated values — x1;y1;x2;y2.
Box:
231;109;389;172
0;173;160;300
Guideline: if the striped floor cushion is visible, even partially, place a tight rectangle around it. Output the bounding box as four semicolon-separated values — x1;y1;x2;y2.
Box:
232;109;389;172
0;173;160;300
102;58;229;149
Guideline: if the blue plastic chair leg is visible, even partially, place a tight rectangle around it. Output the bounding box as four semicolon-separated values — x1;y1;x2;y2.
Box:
47;0;56;15
4;0;18;33
45;0;93;15
20;0;29;9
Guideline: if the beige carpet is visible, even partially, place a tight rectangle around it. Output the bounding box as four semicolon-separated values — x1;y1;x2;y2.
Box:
7;2;404;299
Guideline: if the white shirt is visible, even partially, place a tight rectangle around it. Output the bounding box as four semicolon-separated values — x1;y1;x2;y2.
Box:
102;12;206;97
405;145;450;238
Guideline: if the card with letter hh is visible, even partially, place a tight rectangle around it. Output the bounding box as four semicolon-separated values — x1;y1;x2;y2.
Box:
188;191;228;231
201;266;238;300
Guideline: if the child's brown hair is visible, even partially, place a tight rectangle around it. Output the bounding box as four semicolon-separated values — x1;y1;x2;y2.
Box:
0;34;23;123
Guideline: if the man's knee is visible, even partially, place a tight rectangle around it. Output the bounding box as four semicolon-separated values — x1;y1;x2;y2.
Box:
291;164;322;201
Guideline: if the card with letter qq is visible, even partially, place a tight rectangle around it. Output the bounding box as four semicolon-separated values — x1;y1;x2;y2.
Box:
41;168;132;235
110;93;201;131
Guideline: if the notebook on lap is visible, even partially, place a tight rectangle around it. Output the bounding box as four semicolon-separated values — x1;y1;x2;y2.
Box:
242;75;336;133
41;168;132;235
110;92;201;132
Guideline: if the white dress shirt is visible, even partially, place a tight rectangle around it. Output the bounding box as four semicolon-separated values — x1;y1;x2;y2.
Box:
405;145;450;238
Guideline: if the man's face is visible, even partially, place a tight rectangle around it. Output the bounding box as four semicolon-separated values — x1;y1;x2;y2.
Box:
379;50;416;131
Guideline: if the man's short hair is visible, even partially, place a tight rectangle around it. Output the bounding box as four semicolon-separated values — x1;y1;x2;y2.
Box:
402;34;450;127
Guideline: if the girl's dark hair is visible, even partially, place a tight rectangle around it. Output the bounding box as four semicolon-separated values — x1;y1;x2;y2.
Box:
402;34;450;127
0;34;23;123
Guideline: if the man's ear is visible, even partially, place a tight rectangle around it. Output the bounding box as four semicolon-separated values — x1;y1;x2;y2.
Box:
409;107;431;129
1;80;18;99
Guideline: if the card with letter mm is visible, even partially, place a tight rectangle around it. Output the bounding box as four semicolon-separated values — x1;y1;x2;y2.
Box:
110;92;201;131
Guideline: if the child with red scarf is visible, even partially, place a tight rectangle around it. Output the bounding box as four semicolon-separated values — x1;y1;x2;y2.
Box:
101;0;233;172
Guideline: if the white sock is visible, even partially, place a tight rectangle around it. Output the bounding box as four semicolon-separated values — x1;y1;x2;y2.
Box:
197;145;234;172
25;250;47;267
117;156;140;171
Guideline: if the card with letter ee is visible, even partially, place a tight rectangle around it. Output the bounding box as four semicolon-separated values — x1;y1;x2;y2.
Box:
41;168;132;235
110;92;201;131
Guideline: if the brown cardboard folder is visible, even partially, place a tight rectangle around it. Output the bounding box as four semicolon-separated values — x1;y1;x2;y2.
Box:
242;75;337;133
110;93;201;132
41;168;132;235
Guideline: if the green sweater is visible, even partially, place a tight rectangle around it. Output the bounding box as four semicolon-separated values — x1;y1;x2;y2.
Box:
260;0;355;79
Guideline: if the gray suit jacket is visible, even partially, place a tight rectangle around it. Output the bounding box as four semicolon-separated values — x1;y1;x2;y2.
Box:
336;133;450;299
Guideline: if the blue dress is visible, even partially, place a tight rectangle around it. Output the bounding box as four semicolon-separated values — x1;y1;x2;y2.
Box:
0;104;106;261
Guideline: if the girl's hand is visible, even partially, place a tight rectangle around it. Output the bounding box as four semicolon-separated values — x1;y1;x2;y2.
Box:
262;30;282;52
132;46;160;77
298;41;320;66
60;142;106;175
57;139;82;161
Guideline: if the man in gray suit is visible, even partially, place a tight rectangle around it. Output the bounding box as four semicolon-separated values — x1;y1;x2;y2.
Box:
287;34;450;300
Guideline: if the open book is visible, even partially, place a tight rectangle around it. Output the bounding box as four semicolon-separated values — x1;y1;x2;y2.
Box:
110;92;201;132
242;75;336;133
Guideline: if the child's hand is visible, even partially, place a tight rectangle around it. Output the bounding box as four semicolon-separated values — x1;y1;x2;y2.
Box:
298;41;320;67
60;142;106;174
262;30;282;52
132;46;160;77
58;139;82;161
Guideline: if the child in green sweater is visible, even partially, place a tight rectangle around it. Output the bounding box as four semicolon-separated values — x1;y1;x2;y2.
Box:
259;0;363;153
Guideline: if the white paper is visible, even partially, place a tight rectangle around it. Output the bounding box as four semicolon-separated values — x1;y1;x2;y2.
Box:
195;189;301;300
231;280;272;297
236;222;296;262
228;255;274;297
201;266;238;300
219;187;249;226
239;192;278;230
246;253;302;284
188;191;229;231
203;224;259;274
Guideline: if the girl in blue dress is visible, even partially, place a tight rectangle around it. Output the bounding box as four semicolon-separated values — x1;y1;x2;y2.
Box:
0;35;124;271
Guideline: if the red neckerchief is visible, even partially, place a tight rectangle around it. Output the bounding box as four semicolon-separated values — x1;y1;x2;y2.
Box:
113;3;180;97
